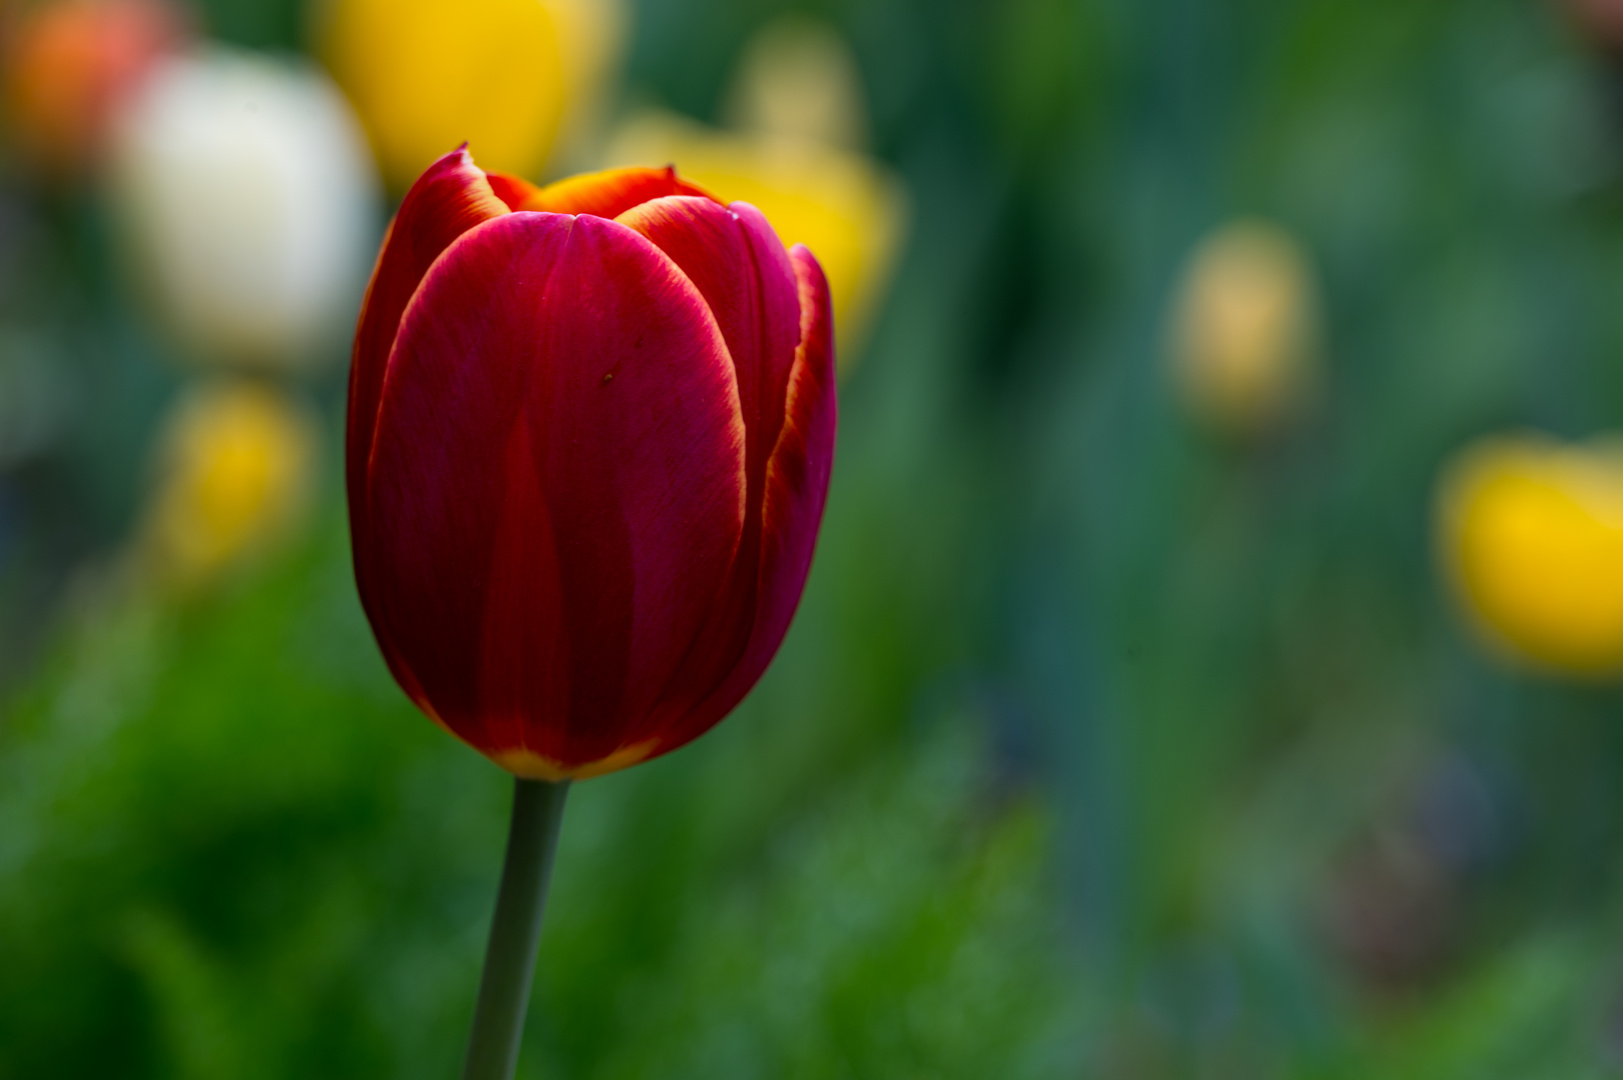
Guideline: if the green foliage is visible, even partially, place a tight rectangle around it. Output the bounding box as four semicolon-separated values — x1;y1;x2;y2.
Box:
0;519;1072;1079
7;0;1623;1073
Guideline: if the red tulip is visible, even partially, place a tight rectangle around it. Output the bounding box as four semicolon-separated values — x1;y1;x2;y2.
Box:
347;147;836;781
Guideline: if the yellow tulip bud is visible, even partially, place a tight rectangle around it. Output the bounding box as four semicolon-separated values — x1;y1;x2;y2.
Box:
723;15;868;151
1437;432;1623;678
606;111;905;368
139;380;315;587
606;19;903;368
1169;220;1319;436
318;0;625;190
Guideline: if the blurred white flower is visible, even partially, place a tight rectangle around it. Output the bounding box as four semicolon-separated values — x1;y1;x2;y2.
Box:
110;47;380;369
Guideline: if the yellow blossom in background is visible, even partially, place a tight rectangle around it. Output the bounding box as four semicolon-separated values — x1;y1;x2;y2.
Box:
139;380;315;588
723;15;868;151
1436;433;1623;678
1169;220;1320;436
319;0;625;190
605;18;906;366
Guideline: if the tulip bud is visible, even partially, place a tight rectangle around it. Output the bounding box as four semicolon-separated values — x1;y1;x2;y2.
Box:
1168;220;1320;436
2;0;185;176
108;47;380;369
1436;432;1623;678
139;379;315;587
724;16;868;151
348;148;837;780
318;0;626;191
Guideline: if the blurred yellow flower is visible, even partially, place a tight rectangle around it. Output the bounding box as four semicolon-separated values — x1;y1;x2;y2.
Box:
723;15;868;151
319;0;625;191
139;380;315;587
1437;433;1623;678
1169;220;1319;436
605;19;905;366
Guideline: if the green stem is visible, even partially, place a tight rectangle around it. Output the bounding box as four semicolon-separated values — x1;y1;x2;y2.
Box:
460;777;571;1080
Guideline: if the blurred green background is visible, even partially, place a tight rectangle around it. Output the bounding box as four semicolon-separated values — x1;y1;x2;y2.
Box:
7;0;1623;1076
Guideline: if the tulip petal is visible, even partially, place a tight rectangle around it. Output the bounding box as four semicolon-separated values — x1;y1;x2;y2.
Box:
616;198;799;486
347;146;508;541
518;165;716;219
614;196;803;732
657;243;837;755
347;146;511;710
484;169;542;211
364;211;746;770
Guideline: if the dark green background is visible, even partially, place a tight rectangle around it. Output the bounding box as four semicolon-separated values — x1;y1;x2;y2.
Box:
5;0;1623;1075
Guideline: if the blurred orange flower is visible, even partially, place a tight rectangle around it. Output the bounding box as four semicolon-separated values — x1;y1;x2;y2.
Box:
1563;0;1623;51
3;0;184;175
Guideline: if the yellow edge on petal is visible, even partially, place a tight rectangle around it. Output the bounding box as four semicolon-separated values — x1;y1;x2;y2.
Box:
602;110;908;364
490;738;660;781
